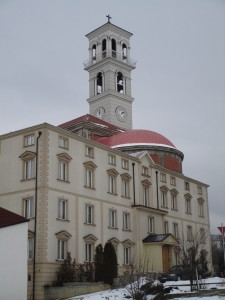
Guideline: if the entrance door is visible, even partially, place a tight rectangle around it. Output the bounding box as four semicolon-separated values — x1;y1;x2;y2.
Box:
162;246;170;272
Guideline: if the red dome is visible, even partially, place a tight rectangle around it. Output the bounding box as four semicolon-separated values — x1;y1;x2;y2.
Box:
97;129;176;149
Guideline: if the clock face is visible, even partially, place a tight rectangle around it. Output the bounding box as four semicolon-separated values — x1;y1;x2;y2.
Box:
115;106;127;121
94;107;105;119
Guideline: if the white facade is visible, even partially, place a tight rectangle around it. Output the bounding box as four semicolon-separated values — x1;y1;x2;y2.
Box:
0;222;28;300
0;19;212;300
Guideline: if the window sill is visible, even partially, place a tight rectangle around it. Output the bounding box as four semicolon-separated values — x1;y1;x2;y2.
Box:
21;178;35;182
57;179;70;183
56;259;65;262
185;212;192;215
198;215;204;218
56;218;70;222
59;146;69;150
108;226;118;230
171;208;179;211
84;223;96;226
85;155;94;159
107;192;118;196
121;196;131;199
84;186;96;190
122;229;132;232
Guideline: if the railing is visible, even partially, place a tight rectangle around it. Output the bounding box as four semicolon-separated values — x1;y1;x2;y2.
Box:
83;50;136;69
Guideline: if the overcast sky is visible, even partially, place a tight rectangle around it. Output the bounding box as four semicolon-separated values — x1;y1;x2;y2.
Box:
0;0;224;234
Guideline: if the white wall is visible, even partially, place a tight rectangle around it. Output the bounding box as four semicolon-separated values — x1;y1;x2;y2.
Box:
0;222;28;300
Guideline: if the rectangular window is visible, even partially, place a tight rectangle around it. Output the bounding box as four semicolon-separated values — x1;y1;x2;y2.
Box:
200;228;206;243
58;161;68;181
164;221;169;234
161;192;167;208
148;216;154;233
108;176;116;194
24;134;35;147
109;209;117;228
123;212;130;230
57;240;66;260
122;180;129;198
198;201;204;217
24;198;33;218
86;205;94;224
58;136;68;149
86;146;94;158
28;239;33;260
58;199;67;220
197;186;202;195
185;181;190;191
142;166;148;176
185;199;191;214
85;169;94;188
170;176;176;186
123;247;130;265
24;159;34;180
160;173;166;183
187;226;193;241
108;154;116;165
143;186;149;206
173;223;179;238
171;194;177;210
85;243;93;262
121;159;129;170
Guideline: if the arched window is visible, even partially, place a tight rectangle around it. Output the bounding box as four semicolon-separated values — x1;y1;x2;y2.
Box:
96;72;103;94
92;44;96;63
102;39;106;58
112;38;116;58
122;43;127;60
116;72;125;94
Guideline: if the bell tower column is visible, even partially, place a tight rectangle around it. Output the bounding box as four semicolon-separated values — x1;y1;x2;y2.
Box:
84;16;136;130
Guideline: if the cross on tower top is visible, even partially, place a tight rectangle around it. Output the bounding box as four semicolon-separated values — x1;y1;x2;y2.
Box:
106;14;112;23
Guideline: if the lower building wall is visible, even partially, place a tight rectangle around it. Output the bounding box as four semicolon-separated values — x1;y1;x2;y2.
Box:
44;283;110;300
27;262;59;300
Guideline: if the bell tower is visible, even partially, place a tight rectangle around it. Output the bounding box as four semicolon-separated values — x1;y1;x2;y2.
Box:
84;16;136;130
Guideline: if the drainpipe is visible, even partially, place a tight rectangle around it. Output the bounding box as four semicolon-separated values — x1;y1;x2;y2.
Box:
132;163;136;206
155;171;159;209
33;131;42;300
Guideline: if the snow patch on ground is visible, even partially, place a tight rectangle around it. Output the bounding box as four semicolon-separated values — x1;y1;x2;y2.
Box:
68;277;225;300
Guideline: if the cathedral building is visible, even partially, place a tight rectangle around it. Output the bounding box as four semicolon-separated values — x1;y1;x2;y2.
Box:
0;18;211;300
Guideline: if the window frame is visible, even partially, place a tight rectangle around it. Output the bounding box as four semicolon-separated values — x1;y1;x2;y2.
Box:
24;134;35;147
164;221;169;234
198;199;204;217
123;212;130;230
109;209;117;229
57;239;66;260
85;243;94;262
85;204;94;225
58;199;67;220
24;198;33;219
173;222;179;238
121;159;129;170
108;154;116;166
148;216;154;234
185;198;192;214
160;173;167;183
170;176;176;186
86;146;94;158
58;136;69;149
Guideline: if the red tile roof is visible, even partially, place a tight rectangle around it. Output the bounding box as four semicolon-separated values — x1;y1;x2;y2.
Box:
97;129;176;148
0;207;28;229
